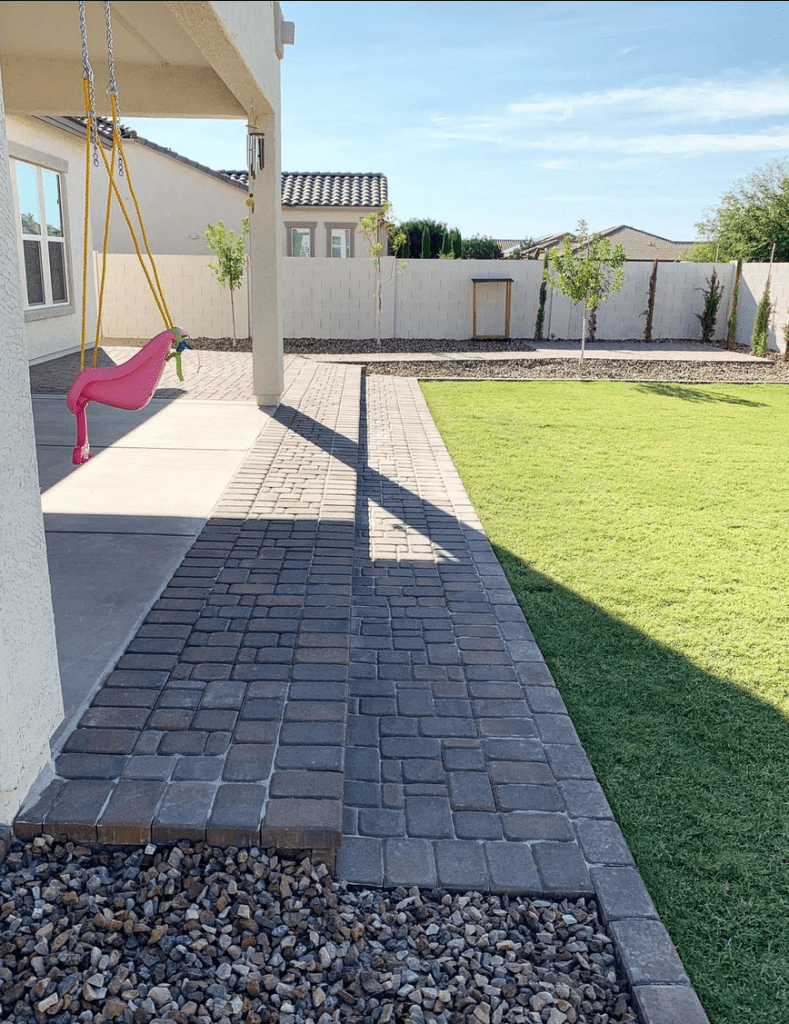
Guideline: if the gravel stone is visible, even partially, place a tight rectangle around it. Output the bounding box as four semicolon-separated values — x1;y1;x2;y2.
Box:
0;835;640;1023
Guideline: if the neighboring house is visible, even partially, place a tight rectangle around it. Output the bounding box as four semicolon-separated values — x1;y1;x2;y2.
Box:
0;0;291;825
520;225;693;261
225;170;389;258
10;115;388;264
497;238;526;258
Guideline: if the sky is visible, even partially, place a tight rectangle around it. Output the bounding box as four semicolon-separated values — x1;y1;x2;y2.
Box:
124;1;789;245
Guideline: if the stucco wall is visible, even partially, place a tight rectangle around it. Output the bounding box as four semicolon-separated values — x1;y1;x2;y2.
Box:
6;115;97;363
283;207;377;258
0;93;63;824
97;253;249;338
96;253;789;352
96;139;249;256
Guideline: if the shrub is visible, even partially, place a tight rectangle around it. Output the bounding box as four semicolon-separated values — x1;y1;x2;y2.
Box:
726;260;742;349
751;282;772;355
461;236;503;259
695;268;724;344
642;260;658;342
534;262;548;340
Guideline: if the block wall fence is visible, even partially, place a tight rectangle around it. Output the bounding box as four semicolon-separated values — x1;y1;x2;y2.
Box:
98;254;789;354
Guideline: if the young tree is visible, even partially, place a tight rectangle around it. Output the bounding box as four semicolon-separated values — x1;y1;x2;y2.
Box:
751;282;772;356
695;268;724;345
546;220;626;361
683;159;789;263
359;201;406;349
421;224;431;260
204;218;249;345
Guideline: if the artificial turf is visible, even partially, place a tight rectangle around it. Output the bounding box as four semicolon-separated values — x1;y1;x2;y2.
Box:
420;379;789;1024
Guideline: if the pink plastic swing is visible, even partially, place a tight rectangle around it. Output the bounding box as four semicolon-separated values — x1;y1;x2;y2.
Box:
67;328;188;465
69;1;189;465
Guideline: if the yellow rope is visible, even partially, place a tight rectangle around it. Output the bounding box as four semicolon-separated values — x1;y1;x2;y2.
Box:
80;89;175;370
92;117;119;365
113;122;173;328
79;78;93;373
91;120;172;338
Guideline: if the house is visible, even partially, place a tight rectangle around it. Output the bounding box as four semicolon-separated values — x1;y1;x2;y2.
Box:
0;0;292;826
224;169;389;258
12;117;388;265
520;225;693;261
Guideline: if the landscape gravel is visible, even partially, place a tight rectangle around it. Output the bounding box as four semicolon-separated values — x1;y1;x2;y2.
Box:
359;357;789;383
0;836;638;1024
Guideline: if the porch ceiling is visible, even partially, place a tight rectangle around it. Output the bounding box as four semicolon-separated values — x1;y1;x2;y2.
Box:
0;1;266;119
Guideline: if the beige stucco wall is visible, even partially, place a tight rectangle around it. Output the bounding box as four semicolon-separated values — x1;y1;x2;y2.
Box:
6;115;97;363
95;139;248;256
98;253;249;338
283;206;377;258
0;88;64;824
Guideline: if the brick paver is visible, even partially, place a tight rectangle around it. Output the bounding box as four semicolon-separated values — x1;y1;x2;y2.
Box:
21;356;357;863
22;348;707;1020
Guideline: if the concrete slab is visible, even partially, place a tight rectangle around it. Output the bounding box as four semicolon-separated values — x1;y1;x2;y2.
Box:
40;447;253;527
47;530;194;738
32;395;272;746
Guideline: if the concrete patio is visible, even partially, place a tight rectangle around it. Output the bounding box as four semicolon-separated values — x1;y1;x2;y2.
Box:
15;344;713;1022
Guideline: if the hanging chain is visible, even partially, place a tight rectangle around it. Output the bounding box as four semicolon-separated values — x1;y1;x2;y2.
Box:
103;0;124;176
78;0;99;166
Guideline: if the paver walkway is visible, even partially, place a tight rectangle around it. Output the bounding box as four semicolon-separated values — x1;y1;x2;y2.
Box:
20;348;707;1021
23;350;632;894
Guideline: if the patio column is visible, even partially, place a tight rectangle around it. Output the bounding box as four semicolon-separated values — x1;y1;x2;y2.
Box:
0;73;63;823
249;109;284;410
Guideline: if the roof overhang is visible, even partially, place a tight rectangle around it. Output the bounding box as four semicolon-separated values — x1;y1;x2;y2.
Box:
0;1;290;120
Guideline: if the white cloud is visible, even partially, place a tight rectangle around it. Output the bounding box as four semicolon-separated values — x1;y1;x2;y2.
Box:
506;75;789;123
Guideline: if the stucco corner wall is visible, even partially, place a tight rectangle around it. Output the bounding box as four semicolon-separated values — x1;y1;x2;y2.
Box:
0;97;63;824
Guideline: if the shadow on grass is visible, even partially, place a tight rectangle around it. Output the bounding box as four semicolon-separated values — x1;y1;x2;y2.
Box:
492;543;789;1024
635;382;768;406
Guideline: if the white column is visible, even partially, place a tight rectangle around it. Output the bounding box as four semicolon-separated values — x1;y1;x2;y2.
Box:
249;110;283;409
0;73;63;823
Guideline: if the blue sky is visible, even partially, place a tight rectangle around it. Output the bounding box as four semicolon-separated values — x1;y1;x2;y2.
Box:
125;1;789;244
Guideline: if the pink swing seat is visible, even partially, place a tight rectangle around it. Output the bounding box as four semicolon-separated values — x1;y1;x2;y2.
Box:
66;328;182;465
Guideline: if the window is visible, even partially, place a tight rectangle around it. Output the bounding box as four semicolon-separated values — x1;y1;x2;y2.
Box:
326;222;355;258
291;228;311;257
14;161;68;308
330;229;350;258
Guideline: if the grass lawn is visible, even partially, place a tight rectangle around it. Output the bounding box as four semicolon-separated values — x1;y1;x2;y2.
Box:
420;380;789;1024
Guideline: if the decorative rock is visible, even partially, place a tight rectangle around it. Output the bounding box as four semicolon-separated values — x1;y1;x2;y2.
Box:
0;837;637;1024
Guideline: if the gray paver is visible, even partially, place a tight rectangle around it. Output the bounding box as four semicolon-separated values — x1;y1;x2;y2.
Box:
20;354;706;1023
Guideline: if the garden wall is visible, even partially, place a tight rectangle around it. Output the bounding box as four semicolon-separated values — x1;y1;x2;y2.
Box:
98;253;789;354
96;254;249;340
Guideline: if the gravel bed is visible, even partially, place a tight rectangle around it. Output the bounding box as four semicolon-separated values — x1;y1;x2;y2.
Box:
1;837;637;1024
361;357;789;384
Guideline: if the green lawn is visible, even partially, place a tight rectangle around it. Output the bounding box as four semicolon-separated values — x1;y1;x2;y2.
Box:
420;380;789;1024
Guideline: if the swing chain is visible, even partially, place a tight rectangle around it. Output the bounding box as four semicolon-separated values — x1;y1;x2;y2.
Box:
78;0;99;167
103;0;124;176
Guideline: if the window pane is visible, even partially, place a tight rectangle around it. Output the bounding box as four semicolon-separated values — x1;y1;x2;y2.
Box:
292;229;310;257
16;163;41;236
43;170;64;236
48;241;67;302
23;240;45;304
331;230;350;258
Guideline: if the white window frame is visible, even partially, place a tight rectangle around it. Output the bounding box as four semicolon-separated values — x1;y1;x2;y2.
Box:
9;147;74;321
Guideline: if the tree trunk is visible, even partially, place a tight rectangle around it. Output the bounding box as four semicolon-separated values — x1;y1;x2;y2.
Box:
580;298;587;363
230;289;238;347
